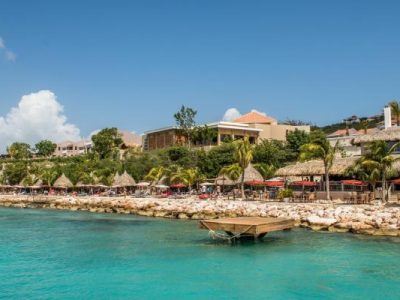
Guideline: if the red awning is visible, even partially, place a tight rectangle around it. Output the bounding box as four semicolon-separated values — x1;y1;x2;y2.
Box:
290;181;318;187
392;178;400;185
245;180;284;187
341;180;368;186
170;183;186;188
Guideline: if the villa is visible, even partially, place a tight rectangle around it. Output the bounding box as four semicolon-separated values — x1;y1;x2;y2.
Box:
142;111;311;151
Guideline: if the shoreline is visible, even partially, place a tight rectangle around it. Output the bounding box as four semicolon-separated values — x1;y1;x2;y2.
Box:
1;195;400;237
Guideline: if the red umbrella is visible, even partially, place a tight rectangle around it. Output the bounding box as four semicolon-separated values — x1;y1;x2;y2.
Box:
245;180;266;186
341;179;368;186
290;181;318;187
170;183;186;188
264;181;285;187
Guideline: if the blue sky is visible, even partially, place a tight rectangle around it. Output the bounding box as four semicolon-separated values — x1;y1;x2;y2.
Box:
0;0;399;145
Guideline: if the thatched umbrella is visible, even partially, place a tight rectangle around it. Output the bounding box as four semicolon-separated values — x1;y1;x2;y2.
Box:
215;175;236;186
53;174;73;189
112;172;121;188
114;171;136;187
236;163;263;184
30;179;44;189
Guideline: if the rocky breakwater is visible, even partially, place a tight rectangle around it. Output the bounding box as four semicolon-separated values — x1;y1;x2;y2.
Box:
1;195;400;237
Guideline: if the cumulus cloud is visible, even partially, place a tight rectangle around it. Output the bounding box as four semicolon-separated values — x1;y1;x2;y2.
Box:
0;37;16;61
222;108;241;121
0;90;81;153
250;109;267;116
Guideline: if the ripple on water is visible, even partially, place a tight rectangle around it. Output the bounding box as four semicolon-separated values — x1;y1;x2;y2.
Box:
0;207;400;300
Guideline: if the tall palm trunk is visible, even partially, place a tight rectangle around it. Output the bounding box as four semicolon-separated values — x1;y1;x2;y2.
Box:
324;164;330;200
240;171;245;200
382;171;386;202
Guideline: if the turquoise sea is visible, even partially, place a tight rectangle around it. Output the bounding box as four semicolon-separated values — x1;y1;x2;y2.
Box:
1;207;400;299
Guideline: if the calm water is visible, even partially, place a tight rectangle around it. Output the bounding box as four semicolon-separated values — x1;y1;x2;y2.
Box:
1;208;400;300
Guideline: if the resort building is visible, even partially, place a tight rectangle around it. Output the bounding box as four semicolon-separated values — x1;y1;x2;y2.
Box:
232;111;311;141
54;130;142;157
54;140;93;157
327;128;380;157
142;122;262;151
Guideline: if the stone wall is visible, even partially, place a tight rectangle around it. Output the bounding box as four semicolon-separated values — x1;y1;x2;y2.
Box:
1;195;400;237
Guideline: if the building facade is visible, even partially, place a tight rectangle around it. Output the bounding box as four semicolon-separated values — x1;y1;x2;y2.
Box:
142;122;262;151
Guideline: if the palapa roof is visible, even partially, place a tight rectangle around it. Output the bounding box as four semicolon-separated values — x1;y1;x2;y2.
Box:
112;172;121;187
30;179;44;188
53;174;73;188
275;157;358;177
353;128;400;144
240;164;264;182
113;171;136;187
215;175;236;186
215;164;264;185
233;111;277;124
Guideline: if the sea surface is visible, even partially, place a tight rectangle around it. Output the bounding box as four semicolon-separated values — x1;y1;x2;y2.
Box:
1;207;400;300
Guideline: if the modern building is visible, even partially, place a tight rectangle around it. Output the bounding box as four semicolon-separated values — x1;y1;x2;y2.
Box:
142;121;262;151
54;140;93;157
232;111;311;141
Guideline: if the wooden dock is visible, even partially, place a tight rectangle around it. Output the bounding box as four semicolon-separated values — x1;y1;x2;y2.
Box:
199;217;294;240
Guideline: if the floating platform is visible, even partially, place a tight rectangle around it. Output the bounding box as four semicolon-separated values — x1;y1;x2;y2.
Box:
199;217;294;240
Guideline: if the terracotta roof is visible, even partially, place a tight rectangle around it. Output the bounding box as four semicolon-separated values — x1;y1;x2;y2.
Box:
233;111;277;124
327;128;359;138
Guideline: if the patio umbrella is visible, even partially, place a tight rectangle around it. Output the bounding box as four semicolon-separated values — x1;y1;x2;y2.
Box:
290;181;318;187
200;182;215;186
155;184;169;189
170;183;186;188
341;179;368;186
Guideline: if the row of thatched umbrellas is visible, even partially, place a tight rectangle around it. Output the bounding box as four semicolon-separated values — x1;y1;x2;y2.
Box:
1;164;286;190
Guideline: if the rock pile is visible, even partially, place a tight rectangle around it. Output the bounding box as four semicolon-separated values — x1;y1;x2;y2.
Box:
1;195;400;237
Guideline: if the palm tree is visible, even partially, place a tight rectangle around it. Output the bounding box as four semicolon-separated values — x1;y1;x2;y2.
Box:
170;167;204;191
40;169;58;187
389;101;400;126
233;138;254;199
145;166;166;184
361;140;400;202
254;163;276;180
219;163;242;199
346;161;380;200
300;139;341;200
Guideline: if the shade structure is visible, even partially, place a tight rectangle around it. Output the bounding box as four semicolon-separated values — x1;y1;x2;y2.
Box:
264;180;285;187
155;184;169;189
113;171;136;187
136;181;150;187
239;164;264;183
341;179;368;186
215;175;236;186
112;172;121;187
392;178;400;185
53;174;73;188
276;157;358;177
170;183;186;188
245;180;267;186
200;182;215;186
29;179;44;189
290;181;318;187
75;181;90;188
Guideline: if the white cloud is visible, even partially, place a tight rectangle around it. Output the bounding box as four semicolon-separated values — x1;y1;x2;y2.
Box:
0;36;16;61
222;108;241;121
250;109;267;116
0;90;81;153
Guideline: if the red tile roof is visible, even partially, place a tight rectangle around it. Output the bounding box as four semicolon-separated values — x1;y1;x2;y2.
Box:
233;111;277;124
